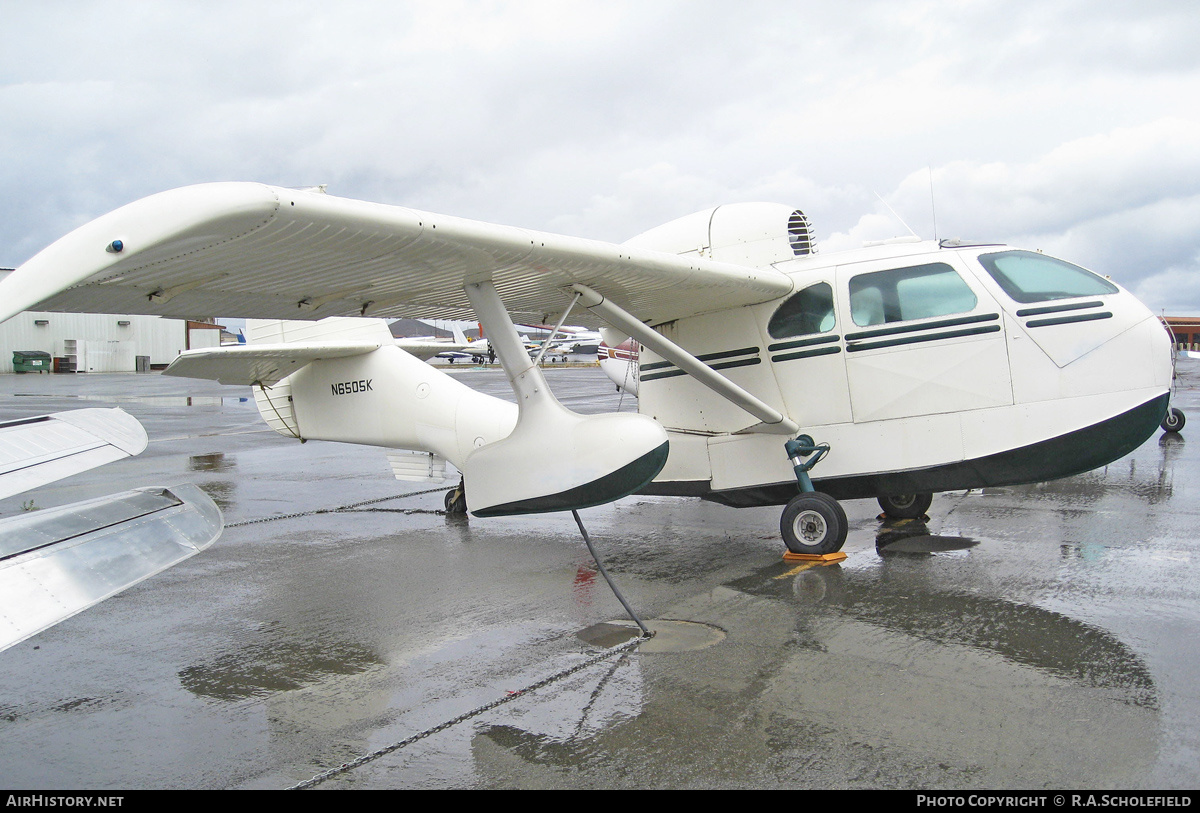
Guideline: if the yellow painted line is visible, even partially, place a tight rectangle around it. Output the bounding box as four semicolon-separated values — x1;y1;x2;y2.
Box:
775;561;821;579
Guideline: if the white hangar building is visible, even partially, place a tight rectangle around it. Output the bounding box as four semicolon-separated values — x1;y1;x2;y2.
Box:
0;268;222;374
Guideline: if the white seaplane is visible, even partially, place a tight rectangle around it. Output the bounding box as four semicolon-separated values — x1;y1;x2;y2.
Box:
0;183;1183;559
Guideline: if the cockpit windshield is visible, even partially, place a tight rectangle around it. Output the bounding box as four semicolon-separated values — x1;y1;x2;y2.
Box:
977;250;1119;304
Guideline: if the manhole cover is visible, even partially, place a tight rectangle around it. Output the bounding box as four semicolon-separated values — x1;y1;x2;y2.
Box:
577;619;725;653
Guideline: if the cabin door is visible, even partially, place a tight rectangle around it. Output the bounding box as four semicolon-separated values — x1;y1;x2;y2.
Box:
835;256;1013;423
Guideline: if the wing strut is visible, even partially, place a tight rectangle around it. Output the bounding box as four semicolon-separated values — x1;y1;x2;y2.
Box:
570;284;800;436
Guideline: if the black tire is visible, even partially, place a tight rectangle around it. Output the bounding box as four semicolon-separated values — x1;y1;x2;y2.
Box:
876;492;933;519
444;486;467;514
1162;407;1186;433
780;492;848;555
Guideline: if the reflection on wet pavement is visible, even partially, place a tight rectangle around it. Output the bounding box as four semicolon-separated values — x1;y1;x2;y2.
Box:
0;367;1195;789
874;518;979;554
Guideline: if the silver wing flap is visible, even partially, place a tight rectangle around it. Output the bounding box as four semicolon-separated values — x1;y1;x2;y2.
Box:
0;408;149;500
0;483;223;652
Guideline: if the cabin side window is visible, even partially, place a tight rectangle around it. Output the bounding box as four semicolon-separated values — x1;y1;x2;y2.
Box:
848;262;977;327
768;282;836;339
977;250;1119;304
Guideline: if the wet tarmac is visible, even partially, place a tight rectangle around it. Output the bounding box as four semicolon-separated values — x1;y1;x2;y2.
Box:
1;361;1198;790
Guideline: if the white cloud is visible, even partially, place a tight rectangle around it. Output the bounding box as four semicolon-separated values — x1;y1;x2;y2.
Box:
821;118;1200;310
1133;260;1200;315
2;1;1199;312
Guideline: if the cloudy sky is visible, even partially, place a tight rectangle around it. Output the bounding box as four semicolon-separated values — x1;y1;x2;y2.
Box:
2;0;1198;313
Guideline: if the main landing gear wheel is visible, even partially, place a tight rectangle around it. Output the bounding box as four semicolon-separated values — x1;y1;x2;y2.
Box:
1162;407;1186;433
780;492;848;555
444;481;468;514
876;492;933;519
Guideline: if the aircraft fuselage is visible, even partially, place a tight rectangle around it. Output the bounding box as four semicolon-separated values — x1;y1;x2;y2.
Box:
633;240;1172;504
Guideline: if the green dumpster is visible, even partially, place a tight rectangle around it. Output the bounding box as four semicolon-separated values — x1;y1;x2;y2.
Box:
12;350;52;373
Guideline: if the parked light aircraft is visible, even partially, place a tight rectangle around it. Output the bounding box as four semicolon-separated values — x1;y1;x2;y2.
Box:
0;183;1184;555
520;324;603;356
599;336;640;394
447;322;491;361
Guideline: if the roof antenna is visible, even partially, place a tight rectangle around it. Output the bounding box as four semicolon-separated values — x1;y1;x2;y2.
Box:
873;190;920;240
928;165;939;243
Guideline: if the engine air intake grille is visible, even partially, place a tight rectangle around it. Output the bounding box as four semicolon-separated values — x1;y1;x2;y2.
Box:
788;210;816;256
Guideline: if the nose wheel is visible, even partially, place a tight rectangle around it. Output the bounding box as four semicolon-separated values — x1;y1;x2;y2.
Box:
780;434;847;555
780;492;847;555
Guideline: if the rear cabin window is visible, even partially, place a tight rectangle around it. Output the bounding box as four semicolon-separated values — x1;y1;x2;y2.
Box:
848;262;977;327
768;282;836;338
977;250;1119;304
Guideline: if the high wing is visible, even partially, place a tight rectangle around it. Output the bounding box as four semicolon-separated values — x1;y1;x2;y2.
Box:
0;183;792;327
0;408;148;500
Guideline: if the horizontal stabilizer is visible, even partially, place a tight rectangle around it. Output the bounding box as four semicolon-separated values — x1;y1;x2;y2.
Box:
0;483;223;652
0;408;148;501
164;341;384;386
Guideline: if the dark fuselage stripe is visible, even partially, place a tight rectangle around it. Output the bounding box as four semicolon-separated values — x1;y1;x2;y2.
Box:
844;312;999;342
771;345;842;363
767;334;840;352
697;346;760;363
642;357;762;382
641;368;687;382
846;324;1001;352
1025;311;1113;329
641;346;761;378
1015;300;1104;317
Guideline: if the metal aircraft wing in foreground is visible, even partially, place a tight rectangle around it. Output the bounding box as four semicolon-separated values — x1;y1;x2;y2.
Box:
0;409;222;652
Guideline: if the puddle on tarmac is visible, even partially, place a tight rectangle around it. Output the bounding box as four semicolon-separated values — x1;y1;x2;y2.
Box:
189;452;236;472
179;638;381;700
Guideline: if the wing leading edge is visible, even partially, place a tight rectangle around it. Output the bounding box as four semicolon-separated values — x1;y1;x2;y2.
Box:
0;183;793;328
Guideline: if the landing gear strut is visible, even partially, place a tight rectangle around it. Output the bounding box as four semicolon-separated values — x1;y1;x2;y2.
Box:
781;434;847;555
